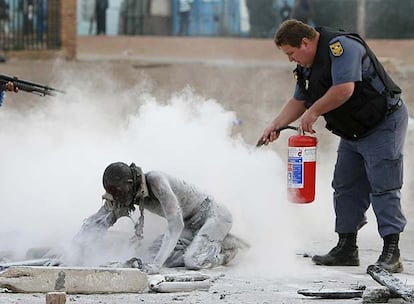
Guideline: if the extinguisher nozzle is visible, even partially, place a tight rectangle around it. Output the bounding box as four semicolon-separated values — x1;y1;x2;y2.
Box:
256;126;299;147
256;139;266;147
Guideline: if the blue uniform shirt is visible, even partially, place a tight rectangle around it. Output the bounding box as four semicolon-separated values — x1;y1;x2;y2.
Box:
294;35;387;101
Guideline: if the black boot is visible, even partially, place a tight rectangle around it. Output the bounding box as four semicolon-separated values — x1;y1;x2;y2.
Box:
375;233;403;273
312;233;360;266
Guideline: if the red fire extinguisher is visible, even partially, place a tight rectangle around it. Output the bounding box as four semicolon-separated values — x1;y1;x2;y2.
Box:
286;127;317;203
257;126;317;204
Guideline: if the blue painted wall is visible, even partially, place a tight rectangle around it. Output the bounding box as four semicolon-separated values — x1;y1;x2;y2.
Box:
171;0;242;36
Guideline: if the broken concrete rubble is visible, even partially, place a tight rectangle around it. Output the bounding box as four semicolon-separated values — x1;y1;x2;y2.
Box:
362;286;390;303
367;264;414;303
297;288;364;299
0;258;60;270
0;266;147;294
148;272;213;293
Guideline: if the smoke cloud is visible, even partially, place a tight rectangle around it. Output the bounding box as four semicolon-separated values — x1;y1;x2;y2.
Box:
0;64;359;278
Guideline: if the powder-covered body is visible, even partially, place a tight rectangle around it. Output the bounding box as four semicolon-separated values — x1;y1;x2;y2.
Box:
76;164;247;273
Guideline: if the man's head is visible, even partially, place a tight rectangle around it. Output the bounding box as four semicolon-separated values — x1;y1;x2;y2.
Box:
274;19;318;68
102;162;141;206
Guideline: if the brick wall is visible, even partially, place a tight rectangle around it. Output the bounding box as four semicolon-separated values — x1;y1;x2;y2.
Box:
8;0;77;60
61;0;77;60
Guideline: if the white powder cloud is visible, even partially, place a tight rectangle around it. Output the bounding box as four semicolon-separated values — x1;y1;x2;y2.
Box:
0;66;362;278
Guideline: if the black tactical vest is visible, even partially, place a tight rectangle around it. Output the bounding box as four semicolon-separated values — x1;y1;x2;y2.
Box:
295;27;401;140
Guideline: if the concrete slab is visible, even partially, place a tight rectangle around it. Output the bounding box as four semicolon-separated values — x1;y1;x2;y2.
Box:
45;292;66;304
0;266;147;294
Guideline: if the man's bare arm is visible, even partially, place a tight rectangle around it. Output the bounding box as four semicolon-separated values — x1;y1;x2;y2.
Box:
78;205;118;235
147;173;185;269
74;203;132;246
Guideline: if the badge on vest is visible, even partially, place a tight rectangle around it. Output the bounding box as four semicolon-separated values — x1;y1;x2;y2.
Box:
329;41;343;57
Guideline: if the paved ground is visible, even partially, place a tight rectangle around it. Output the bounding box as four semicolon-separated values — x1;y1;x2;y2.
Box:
1;36;414;303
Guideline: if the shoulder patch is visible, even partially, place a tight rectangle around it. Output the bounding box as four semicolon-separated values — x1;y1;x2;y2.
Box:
329;41;344;57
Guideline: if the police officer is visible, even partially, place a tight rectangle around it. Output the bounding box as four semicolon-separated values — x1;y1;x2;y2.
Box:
75;162;248;273
178;0;193;36
258;19;408;273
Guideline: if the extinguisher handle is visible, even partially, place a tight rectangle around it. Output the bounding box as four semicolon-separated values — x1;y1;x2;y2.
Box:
256;125;299;147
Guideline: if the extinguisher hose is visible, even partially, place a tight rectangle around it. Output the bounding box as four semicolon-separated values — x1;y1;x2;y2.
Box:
256;125;299;147
274;125;299;132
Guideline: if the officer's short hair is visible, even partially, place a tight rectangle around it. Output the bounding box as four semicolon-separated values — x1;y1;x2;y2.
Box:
275;19;317;48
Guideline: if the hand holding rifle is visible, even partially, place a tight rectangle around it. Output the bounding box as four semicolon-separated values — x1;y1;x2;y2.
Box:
0;74;65;96
3;81;18;93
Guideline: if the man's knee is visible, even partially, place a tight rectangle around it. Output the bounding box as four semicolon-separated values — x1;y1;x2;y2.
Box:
183;236;222;269
183;250;220;270
183;254;202;270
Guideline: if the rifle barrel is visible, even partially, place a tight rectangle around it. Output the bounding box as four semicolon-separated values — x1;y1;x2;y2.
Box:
0;74;65;95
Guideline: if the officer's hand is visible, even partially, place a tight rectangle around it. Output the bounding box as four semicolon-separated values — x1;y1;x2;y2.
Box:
300;109;318;134
257;125;281;147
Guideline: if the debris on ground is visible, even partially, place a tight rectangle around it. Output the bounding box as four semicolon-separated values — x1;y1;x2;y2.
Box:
0;258;61;270
148;272;214;293
297;287;365;299
367;264;414;303
362;286;390;303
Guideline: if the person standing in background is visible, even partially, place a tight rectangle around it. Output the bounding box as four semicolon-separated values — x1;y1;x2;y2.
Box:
36;0;47;41
290;0;313;25
280;0;292;22
119;0;149;35
178;0;193;36
95;0;108;35
81;0;96;35
246;0;276;38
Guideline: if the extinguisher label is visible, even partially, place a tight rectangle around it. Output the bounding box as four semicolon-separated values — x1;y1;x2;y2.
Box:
287;147;316;188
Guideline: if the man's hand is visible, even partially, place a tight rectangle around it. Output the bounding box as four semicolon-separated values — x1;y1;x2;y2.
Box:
142;263;161;274
257;125;281;146
300;109;319;134
257;126;300;146
4;81;18;92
